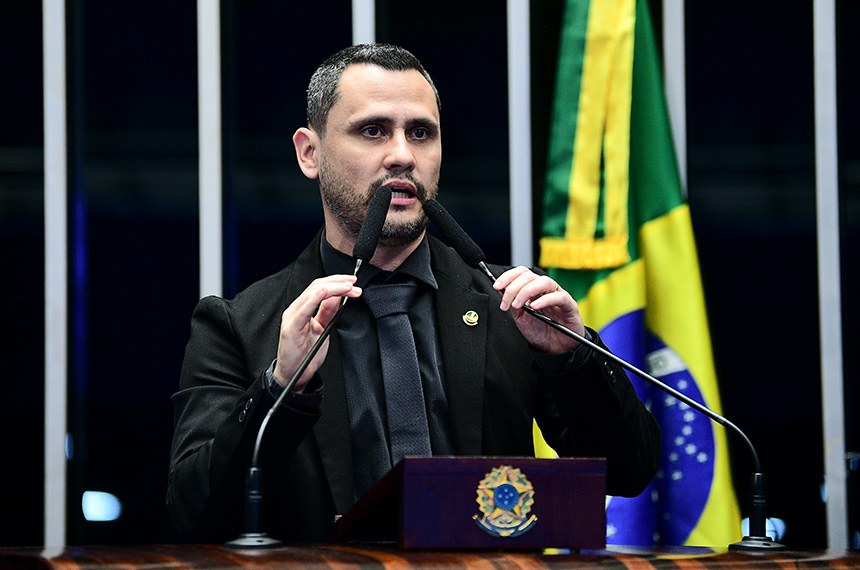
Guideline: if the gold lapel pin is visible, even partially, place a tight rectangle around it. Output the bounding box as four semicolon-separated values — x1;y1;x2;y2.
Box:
462;310;479;327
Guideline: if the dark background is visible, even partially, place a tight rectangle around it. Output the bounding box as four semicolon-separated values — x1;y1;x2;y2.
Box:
1;0;857;548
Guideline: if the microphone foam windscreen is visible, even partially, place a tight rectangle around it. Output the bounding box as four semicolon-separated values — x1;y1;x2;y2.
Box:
423;199;486;267
353;187;393;261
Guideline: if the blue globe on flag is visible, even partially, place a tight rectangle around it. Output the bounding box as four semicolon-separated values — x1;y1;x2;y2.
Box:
601;310;715;546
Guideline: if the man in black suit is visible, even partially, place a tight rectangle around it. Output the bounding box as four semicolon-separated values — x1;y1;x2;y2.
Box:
167;44;660;543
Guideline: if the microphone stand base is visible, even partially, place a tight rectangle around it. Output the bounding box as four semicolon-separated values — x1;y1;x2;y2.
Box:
728;536;786;552
226;532;282;548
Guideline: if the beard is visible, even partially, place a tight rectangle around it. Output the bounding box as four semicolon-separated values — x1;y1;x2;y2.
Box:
318;159;437;248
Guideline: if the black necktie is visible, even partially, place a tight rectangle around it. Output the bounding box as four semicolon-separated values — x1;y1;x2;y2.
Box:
362;281;432;467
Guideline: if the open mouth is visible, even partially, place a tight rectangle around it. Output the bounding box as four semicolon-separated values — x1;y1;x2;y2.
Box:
383;183;418;201
390;189;415;199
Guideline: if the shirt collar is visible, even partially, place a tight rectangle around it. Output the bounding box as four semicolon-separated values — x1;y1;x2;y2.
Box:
320;231;438;290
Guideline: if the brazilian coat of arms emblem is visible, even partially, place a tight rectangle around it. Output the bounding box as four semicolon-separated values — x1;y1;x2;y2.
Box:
472;465;538;537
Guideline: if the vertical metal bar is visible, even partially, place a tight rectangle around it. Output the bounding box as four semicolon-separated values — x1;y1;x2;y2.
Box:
43;0;68;547
814;0;847;550
198;0;222;298
662;0;687;192
507;0;533;267
352;0;375;44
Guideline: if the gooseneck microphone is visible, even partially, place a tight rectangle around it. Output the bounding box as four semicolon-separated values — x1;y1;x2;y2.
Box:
227;187;392;548
423;198;784;552
352;186;393;277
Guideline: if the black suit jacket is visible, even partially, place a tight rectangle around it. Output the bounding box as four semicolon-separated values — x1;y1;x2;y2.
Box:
167;232;660;542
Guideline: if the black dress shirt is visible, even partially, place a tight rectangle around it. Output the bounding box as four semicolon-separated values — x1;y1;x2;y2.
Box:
321;236;454;500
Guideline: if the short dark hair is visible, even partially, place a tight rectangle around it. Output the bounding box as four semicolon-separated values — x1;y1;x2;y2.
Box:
306;44;441;134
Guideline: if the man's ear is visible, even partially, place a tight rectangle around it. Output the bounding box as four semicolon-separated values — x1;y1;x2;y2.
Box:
293;127;320;180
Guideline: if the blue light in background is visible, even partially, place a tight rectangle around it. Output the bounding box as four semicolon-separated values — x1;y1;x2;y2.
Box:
741;517;786;541
81;491;122;522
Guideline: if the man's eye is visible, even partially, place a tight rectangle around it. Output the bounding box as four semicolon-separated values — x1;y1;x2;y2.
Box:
363;126;382;137
411;128;428;139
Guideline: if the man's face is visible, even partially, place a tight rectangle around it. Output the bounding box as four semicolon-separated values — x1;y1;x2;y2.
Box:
315;64;442;248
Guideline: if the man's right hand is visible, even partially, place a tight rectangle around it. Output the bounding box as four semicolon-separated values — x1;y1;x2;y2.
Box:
273;274;362;392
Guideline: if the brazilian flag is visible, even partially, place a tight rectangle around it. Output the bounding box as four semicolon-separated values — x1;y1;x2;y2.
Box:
537;0;741;546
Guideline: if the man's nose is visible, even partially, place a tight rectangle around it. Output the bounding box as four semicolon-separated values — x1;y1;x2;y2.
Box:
382;131;416;172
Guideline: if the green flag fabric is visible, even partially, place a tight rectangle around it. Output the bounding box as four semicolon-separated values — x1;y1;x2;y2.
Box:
539;0;741;547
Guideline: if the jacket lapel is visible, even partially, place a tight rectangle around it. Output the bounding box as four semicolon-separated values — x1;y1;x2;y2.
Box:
429;238;489;455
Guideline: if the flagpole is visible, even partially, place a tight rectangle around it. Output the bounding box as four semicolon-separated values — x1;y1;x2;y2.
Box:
662;0;687;193
197;0;222;299
507;0;533;267
813;0;847;550
352;0;375;45
43;0;68;548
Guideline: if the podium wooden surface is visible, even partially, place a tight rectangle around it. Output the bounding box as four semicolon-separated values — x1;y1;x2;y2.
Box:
1;543;859;569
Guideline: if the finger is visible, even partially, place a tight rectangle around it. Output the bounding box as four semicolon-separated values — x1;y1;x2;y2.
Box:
525;281;568;312
529;287;577;312
284;275;359;328
510;276;552;310
315;290;358;328
503;272;557;311
493;266;529;291
494;267;536;310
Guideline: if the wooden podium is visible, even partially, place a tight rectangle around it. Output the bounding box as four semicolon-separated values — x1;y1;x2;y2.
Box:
3;543;860;569
334;456;607;550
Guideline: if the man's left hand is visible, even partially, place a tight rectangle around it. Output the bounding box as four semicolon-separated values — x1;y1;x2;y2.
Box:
493;266;585;355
